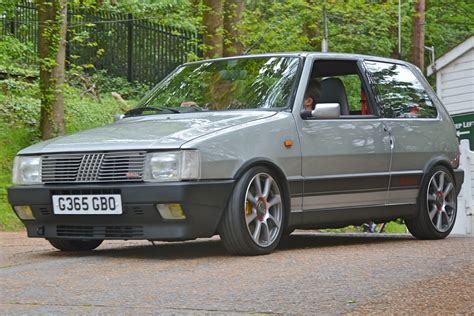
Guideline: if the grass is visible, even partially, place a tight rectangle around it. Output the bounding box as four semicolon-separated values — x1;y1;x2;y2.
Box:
383;221;407;233
321;221;407;234
0;127;37;230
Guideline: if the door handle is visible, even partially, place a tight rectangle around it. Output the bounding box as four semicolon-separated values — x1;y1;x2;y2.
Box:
383;124;394;149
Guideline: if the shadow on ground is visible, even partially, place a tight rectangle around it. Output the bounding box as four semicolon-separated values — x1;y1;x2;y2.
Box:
36;232;414;261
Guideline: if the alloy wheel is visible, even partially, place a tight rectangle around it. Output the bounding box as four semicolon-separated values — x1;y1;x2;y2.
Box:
244;172;283;247
426;171;456;233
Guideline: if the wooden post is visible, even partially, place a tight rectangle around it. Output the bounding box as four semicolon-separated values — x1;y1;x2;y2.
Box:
411;0;425;71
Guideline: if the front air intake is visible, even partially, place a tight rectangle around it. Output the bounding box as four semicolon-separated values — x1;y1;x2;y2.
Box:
41;151;146;183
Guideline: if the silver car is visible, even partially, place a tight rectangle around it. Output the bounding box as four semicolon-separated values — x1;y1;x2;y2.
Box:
8;53;464;255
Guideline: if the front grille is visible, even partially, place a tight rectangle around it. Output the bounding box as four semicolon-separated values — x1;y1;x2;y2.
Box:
42;151;146;183
56;225;143;238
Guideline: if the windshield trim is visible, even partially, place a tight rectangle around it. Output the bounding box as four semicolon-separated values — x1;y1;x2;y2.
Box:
182;53;306;67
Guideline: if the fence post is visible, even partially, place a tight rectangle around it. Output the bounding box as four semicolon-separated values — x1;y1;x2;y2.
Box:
460;140;473;234
454;139;473;235
9;18;15;35
127;13;133;82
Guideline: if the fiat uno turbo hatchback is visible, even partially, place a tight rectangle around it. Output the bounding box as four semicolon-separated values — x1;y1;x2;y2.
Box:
8;53;464;255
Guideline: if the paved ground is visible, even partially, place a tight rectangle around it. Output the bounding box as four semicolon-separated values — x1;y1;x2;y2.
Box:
0;231;473;315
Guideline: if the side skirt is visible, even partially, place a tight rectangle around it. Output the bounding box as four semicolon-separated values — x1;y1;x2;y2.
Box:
294;203;418;229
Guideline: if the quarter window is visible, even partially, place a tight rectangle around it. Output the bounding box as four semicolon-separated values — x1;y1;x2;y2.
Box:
365;61;437;118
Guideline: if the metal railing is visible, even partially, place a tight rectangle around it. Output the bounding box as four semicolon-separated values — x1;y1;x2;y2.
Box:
1;1;201;84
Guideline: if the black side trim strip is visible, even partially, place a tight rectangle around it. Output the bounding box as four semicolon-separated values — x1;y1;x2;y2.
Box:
288;172;422;197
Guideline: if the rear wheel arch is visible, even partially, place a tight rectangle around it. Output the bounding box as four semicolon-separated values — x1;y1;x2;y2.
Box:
421;157;456;188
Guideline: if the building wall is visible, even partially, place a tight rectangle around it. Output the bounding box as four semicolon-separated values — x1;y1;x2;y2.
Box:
436;49;474;115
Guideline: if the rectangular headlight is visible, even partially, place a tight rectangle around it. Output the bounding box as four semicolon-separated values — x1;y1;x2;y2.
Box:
12;156;42;185
143;151;200;182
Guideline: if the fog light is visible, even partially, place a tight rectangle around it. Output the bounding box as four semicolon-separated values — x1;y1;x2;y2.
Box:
156;204;186;220
14;205;35;220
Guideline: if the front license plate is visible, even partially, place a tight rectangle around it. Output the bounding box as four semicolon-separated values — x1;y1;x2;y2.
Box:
52;195;122;215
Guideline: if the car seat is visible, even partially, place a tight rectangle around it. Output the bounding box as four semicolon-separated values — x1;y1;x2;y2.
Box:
318;78;350;115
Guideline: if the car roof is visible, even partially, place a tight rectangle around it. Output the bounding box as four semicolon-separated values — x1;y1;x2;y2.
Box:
184;52;415;68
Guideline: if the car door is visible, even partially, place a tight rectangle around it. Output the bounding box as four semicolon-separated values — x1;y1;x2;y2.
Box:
293;57;392;221
364;61;441;205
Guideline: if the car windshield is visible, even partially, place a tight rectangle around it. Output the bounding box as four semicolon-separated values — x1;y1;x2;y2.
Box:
136;56;301;113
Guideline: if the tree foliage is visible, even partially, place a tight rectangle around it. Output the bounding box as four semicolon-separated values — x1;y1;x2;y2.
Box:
1;0;473;139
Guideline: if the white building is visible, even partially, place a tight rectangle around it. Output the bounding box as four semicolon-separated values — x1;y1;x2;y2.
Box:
428;36;474;235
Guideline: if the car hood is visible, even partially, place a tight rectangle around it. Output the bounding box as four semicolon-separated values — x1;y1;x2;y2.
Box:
19;111;277;154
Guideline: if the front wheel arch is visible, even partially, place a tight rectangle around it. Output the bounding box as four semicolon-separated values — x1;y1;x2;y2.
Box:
233;159;291;232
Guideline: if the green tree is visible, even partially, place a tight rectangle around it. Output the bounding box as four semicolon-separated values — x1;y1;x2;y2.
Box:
202;0;224;58
38;0;68;140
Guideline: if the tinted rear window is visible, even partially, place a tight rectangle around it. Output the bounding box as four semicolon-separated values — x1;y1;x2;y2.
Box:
365;61;437;119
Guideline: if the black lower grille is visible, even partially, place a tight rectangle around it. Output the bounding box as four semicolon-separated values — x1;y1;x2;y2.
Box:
57;225;94;237
56;225;143;238
38;206;51;216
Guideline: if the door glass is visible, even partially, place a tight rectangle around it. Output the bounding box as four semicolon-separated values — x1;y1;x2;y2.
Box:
365;61;437;119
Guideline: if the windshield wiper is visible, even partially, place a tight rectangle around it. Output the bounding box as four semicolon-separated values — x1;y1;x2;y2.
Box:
161;107;181;113
124;106;179;117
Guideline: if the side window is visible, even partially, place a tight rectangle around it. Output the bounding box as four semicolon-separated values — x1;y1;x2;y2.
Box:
304;60;373;116
365;61;438;118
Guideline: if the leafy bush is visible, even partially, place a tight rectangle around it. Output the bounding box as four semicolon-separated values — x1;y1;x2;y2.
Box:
90;70;150;100
64;86;130;133
0;35;37;74
68;69;150;101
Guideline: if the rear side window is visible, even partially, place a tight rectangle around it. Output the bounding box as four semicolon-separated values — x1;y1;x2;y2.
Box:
365;61;437;118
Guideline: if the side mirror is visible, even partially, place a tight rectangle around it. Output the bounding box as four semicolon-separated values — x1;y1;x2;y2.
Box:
113;114;124;122
311;103;340;119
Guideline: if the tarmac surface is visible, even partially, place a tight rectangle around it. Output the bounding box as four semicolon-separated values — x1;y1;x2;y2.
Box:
1;231;473;315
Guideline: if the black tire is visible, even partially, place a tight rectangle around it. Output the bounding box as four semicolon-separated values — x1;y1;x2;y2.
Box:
48;239;103;251
219;166;286;255
405;165;457;239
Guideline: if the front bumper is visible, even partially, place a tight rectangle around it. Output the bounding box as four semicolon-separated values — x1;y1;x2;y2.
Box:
8;180;235;240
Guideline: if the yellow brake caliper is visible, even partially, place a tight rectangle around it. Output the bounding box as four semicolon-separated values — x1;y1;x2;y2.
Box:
245;200;252;215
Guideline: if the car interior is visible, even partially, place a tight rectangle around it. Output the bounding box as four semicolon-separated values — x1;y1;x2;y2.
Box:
305;60;375;117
